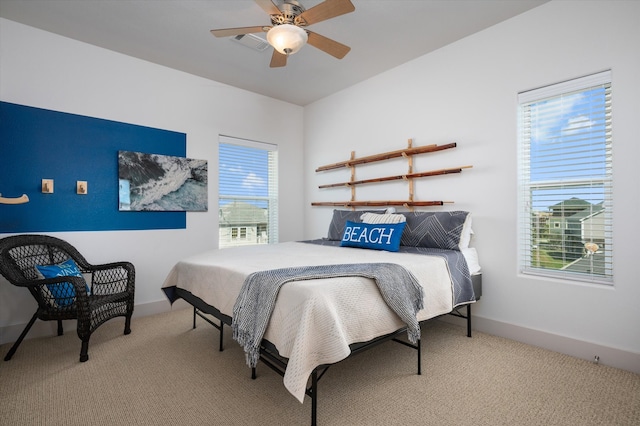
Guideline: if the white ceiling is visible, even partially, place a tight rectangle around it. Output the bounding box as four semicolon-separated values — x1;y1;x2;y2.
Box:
0;0;549;106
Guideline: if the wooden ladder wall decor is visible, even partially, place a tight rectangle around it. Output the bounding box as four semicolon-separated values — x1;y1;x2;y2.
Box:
311;139;472;210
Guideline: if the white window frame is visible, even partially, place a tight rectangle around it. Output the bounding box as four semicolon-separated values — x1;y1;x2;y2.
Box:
517;71;613;285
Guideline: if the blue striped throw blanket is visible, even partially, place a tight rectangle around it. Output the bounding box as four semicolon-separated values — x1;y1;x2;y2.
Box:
232;263;424;368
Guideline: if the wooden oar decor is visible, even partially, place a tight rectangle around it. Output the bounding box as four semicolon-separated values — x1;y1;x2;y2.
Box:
315;142;456;172
318;166;473;189
311;200;451;207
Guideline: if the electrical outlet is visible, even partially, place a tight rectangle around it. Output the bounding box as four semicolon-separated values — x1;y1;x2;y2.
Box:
77;181;88;194
42;179;54;193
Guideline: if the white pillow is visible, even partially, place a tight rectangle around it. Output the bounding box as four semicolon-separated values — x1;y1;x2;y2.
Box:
360;212;407;224
458;213;474;250
461;247;481;275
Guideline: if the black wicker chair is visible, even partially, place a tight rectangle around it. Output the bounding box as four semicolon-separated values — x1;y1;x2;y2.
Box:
0;234;135;362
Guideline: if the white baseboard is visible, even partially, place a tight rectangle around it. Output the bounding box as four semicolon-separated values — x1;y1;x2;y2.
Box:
439;314;640;375
0;298;191;346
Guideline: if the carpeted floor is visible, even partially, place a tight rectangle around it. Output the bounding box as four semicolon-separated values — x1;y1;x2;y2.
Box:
0;308;638;425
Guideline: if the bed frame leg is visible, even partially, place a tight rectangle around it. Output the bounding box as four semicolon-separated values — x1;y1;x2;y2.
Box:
192;306;227;351
467;304;472;338
417;338;422;375
311;370;318;426
219;323;224;352
251;367;256;380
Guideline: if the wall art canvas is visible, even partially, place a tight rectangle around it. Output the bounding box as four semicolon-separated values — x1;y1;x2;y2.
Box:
118;151;208;211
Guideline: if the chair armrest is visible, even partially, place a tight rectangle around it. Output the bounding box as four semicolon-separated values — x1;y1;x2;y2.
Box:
88;261;135;275
87;261;135;295
14;275;91;312
8;275;88;294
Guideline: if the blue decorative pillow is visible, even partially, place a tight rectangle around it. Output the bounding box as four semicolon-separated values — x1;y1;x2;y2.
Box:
340;221;406;252
35;258;88;307
400;211;469;250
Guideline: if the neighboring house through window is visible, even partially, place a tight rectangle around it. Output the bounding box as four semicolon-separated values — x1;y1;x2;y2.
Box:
218;135;278;248
517;70;612;284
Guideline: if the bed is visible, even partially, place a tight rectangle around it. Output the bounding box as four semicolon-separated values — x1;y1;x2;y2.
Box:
162;210;481;425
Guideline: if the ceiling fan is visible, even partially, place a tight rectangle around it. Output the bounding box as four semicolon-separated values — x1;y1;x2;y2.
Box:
210;0;355;68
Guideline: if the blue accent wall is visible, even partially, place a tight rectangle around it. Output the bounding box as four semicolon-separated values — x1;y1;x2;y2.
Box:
0;102;186;233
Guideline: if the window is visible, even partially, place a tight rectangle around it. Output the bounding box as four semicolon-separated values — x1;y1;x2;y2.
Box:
517;71;612;284
218;136;278;248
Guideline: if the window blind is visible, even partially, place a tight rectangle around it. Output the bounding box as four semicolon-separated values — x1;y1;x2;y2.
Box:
218;135;278;248
517;71;612;284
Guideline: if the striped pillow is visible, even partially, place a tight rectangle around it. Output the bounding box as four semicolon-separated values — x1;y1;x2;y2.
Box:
360;212;407;224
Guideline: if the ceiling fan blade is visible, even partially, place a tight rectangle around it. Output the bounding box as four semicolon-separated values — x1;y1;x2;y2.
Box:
306;31;351;59
255;0;281;16
270;50;287;68
210;26;266;38
299;0;355;26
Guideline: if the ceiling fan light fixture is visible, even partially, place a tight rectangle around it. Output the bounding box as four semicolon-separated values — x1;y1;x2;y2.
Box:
267;24;308;56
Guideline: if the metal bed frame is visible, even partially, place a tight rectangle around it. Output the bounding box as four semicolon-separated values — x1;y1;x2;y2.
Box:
170;275;481;426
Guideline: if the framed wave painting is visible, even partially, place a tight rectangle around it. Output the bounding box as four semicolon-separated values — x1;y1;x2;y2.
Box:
118;151;208;211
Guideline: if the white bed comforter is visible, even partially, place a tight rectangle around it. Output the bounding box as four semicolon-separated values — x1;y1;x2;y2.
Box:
162;241;454;402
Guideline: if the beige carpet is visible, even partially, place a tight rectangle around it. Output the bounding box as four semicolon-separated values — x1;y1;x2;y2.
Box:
1;308;638;426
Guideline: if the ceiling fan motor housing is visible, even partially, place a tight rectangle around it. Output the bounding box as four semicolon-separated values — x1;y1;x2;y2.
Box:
271;0;308;27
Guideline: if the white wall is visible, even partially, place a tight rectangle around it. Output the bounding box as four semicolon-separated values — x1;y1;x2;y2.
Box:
304;1;640;371
0;18;305;342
